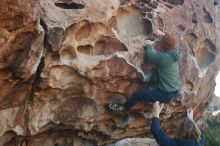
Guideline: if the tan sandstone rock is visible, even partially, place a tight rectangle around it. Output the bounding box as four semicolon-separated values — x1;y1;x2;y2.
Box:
0;0;219;145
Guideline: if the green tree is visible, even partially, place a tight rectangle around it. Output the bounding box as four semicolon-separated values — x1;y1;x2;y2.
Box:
204;114;220;146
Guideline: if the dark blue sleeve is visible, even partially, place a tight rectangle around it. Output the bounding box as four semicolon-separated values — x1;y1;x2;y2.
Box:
199;131;205;146
151;117;177;146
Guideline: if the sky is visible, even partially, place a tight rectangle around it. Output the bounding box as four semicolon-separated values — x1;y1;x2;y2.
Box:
214;72;220;97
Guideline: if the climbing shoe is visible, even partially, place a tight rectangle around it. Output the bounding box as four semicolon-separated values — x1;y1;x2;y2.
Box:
108;103;122;112
107;103;125;113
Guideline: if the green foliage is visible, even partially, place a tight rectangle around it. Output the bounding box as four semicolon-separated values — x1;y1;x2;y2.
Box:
204;114;220;146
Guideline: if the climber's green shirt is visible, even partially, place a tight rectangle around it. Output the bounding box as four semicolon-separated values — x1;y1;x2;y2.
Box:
144;44;180;92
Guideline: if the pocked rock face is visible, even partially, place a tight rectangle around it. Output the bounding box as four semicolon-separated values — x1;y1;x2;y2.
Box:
0;0;220;145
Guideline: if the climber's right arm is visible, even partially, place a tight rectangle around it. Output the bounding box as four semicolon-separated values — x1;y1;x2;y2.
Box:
144;44;165;65
151;117;177;146
151;102;177;146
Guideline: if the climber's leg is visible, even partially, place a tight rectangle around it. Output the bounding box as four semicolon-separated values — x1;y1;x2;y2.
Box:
155;89;179;103
123;88;158;110
107;89;157;112
107;89;178;112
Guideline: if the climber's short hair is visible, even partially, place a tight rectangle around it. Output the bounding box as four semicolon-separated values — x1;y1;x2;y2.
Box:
175;118;201;142
161;34;177;51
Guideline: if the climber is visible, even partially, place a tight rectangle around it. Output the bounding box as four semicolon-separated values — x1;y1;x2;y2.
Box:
151;101;204;146
107;30;180;112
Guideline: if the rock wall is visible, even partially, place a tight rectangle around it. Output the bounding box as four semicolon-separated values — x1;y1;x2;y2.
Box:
107;138;158;146
0;0;220;145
